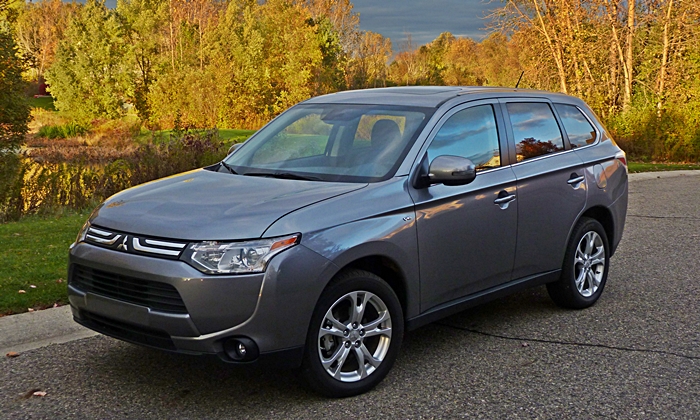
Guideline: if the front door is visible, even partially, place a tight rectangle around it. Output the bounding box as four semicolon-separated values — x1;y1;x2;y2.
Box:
409;101;518;311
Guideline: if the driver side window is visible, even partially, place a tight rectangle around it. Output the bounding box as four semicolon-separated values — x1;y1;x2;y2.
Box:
427;105;501;171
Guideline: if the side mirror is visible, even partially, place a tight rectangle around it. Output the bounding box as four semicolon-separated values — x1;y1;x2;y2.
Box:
428;155;476;186
228;143;242;155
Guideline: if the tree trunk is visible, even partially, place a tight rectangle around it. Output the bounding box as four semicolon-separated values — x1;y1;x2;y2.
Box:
169;0;176;71
624;0;635;109
605;0;630;110
532;0;568;93
657;0;674;117
563;0;583;95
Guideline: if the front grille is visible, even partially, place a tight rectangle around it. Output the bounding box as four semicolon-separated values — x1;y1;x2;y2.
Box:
84;226;187;260
71;265;187;314
79;310;176;351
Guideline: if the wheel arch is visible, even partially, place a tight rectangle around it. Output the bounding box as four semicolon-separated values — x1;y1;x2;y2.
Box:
578;206;616;255
343;255;408;319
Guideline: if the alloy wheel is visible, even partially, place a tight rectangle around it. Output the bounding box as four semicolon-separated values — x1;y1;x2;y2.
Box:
574;231;606;297
317;291;392;382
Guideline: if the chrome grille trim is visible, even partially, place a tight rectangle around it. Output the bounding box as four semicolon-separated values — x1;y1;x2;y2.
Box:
144;239;187;249
86;233;122;245
84;226;188;259
89;227;114;237
86;227;122;245
132;238;183;256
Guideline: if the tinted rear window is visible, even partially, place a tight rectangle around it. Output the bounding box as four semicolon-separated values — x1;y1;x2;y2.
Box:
506;102;565;161
555;104;597;148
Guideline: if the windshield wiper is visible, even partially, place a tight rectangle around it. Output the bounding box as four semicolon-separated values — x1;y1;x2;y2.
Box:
242;171;322;181
220;161;238;174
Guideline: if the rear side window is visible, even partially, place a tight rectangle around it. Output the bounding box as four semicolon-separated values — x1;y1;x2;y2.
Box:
427;105;500;171
555;104;597;148
506;102;565;161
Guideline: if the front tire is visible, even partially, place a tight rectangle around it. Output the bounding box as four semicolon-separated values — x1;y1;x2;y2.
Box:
547;217;610;309
302;269;404;397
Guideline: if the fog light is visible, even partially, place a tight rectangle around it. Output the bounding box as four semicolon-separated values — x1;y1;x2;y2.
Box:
223;337;259;362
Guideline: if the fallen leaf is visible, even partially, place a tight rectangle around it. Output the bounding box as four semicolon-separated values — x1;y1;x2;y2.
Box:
28;308;35;312
33;391;47;397
30;285;37;289
20;388;41;399
56;278;64;284
18;290;26;294
6;352;20;358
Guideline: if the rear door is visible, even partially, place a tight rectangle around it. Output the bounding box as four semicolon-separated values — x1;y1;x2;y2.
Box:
499;99;587;280
409;100;518;311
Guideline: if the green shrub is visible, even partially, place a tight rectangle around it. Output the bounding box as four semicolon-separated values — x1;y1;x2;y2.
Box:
130;129;226;185
608;105;700;162
37;122;89;139
37;125;62;139
1;129;227;221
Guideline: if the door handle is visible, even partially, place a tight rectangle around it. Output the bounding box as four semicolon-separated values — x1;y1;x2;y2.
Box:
494;191;516;209
567;173;585;188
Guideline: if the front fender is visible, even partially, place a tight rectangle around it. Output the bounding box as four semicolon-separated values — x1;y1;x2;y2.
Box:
302;213;420;319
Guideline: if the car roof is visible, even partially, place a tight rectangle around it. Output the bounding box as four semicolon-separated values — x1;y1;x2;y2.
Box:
303;86;577;108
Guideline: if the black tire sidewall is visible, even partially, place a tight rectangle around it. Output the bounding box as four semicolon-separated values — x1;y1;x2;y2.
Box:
549;217;610;309
302;269;404;398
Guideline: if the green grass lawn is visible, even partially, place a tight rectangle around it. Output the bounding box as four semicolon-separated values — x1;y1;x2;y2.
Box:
28;96;56;111
0;211;89;316
627;162;700;173
218;129;256;144
138;128;255;146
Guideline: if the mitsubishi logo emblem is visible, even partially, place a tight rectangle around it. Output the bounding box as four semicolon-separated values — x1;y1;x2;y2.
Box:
116;235;129;251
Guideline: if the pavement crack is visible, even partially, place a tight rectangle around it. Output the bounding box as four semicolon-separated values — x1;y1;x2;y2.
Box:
435;322;700;361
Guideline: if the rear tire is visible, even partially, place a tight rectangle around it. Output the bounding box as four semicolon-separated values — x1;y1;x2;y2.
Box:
547;217;610;309
302;269;403;397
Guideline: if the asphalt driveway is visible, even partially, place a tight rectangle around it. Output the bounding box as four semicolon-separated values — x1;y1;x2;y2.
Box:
1;172;698;419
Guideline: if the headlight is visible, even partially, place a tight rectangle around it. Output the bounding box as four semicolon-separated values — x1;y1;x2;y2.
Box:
76;221;91;244
183;234;300;274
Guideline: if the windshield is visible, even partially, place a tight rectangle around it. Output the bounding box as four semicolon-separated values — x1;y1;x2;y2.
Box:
223;104;434;182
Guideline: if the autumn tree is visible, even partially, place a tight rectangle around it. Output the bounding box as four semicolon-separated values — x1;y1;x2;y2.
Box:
347;31;391;89
389;35;431;86
438;36;475;85
46;0;130;122
14;0;75;81
116;0;169;123
296;0;359;50
148;0;324;129
309;15;347;94
0;0;30;151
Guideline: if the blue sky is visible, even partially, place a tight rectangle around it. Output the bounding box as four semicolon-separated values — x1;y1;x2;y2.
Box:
90;0;496;47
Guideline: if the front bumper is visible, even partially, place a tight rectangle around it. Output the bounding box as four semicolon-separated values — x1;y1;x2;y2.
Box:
68;241;335;366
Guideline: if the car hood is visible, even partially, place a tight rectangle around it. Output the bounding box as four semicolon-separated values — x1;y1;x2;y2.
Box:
90;169;367;240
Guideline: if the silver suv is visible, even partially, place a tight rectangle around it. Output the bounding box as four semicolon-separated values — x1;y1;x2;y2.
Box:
69;87;628;397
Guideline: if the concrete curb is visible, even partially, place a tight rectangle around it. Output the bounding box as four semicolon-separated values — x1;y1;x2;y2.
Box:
0;305;97;355
628;169;700;181
1;170;699;355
